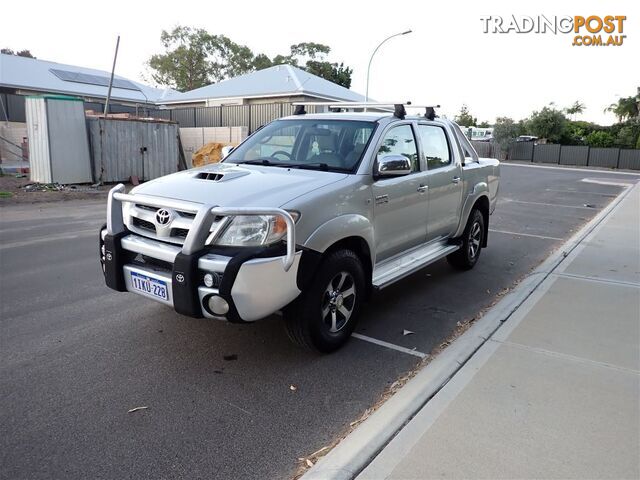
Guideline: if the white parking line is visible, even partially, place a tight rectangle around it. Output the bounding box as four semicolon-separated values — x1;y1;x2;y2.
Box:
0;229;97;250
489;229;562;241
352;333;428;358
503;199;596;210
581;178;636;187
544;188;617;196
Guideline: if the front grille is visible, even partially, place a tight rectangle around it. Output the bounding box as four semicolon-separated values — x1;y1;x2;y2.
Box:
127;203;224;246
136;204;157;212
131;254;172;273
133;217;156;233
171;228;189;239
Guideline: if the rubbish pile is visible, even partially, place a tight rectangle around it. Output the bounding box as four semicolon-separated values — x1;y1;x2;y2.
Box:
21;183;98;193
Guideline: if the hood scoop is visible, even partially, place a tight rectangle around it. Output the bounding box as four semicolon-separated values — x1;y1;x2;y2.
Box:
194;170;251;182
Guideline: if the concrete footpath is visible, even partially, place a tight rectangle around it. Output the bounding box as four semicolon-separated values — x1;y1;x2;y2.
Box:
356;184;640;479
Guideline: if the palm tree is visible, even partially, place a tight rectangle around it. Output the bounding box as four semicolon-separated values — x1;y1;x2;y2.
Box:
605;88;640;122
565;101;585;121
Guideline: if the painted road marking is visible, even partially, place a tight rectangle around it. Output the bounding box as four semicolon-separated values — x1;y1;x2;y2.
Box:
352;333;428;359
502;199;598;210
489;229;563;241
0;229;97;250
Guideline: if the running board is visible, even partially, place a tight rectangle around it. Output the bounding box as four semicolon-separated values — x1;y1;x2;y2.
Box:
372;242;459;289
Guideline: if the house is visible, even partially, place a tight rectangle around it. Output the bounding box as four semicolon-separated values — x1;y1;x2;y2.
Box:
0;53;177;122
158;64;366;108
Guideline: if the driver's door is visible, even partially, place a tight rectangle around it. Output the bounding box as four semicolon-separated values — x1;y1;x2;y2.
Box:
372;124;430;261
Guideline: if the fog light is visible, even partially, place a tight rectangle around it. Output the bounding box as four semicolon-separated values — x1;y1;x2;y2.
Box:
203;273;214;287
208;295;229;315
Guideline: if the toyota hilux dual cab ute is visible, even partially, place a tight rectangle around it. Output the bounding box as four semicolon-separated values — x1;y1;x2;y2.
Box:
100;104;500;352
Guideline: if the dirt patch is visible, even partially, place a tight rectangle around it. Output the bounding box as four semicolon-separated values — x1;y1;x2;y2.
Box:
0;175;115;205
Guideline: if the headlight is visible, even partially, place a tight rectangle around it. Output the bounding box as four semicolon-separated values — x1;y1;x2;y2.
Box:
211;212;299;247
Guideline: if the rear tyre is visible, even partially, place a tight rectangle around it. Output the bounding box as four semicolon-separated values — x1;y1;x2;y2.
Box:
447;209;485;271
284;249;365;353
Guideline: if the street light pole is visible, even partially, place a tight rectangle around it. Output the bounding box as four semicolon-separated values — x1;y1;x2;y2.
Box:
364;30;412;111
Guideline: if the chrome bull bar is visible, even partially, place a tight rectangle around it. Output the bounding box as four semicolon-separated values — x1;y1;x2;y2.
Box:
106;183;297;272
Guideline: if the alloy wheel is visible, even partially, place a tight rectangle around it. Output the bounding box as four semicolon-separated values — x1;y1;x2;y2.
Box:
321;271;356;333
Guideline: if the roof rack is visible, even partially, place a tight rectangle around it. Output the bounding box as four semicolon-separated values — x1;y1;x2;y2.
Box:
291;102;440;120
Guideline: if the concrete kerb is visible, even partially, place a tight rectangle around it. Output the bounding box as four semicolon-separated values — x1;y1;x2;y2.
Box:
302;181;638;480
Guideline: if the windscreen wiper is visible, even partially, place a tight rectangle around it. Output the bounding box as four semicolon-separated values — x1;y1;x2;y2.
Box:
240;159;335;172
239;158;277;166
274;162;330;171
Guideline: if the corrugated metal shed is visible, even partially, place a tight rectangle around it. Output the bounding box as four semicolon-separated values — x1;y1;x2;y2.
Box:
88;118;179;182
26;95;93;184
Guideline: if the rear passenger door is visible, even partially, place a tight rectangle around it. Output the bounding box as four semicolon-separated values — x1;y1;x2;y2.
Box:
416;124;463;240
372;124;430;261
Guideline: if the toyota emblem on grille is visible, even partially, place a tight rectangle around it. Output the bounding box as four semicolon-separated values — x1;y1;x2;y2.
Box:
155;209;172;225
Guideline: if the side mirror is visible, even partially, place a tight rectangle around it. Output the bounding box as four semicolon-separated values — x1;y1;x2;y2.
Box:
375;155;412;178
221;145;234;159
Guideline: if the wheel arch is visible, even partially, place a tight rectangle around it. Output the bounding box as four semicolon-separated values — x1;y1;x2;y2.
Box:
298;216;375;296
471;195;490;247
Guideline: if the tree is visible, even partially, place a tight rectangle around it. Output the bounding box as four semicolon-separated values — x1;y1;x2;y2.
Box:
1;48;35;58
561;120;598;145
276;42;352;88
477;121;491;128
251;53;273;71
454;105;477;127
492;117;520;154
147;27;354;91
290;42;330;60
306;61;352;88
585;131;615;147
528;106;568;143
564;100;585;120
605;88;639;122
147;26;219;91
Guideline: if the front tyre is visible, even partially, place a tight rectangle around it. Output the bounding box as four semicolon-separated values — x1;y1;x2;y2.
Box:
447;209;485;270
284;249;365;353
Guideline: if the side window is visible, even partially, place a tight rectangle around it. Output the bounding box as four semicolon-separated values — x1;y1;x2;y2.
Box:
377;125;419;172
417;125;451;170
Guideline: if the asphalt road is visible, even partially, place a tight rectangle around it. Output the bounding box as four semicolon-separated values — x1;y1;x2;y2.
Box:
1;164;638;480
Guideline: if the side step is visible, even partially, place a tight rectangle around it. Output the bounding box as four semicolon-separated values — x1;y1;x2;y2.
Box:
372;242;459;289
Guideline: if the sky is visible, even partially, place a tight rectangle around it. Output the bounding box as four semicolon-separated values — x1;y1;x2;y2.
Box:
1;0;638;125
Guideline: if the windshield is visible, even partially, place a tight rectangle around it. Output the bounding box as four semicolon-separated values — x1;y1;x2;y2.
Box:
225;119;376;172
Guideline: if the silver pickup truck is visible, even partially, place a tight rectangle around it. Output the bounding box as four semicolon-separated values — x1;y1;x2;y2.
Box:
100;105;499;352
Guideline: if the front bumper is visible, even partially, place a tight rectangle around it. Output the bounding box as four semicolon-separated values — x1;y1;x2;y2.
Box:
100;184;301;322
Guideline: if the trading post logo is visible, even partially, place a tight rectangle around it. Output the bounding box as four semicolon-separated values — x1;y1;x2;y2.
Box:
480;15;627;47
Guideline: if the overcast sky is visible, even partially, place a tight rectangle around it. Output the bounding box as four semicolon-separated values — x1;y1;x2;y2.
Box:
2;0;637;124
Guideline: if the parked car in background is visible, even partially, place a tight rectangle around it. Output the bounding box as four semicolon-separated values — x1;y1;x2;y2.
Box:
516;135;538;143
469;127;494;142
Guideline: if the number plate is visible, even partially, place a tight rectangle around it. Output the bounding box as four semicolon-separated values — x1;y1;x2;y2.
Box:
129;271;169;301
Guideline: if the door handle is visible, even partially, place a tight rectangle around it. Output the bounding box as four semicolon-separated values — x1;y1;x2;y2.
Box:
417;184;428;193
452;176;461;184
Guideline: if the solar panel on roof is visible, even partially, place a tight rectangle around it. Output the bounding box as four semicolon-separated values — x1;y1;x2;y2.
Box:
49;68;140;91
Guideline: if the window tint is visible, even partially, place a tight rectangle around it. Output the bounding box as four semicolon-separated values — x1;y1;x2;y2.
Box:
417;125;451;170
377;125;418;171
